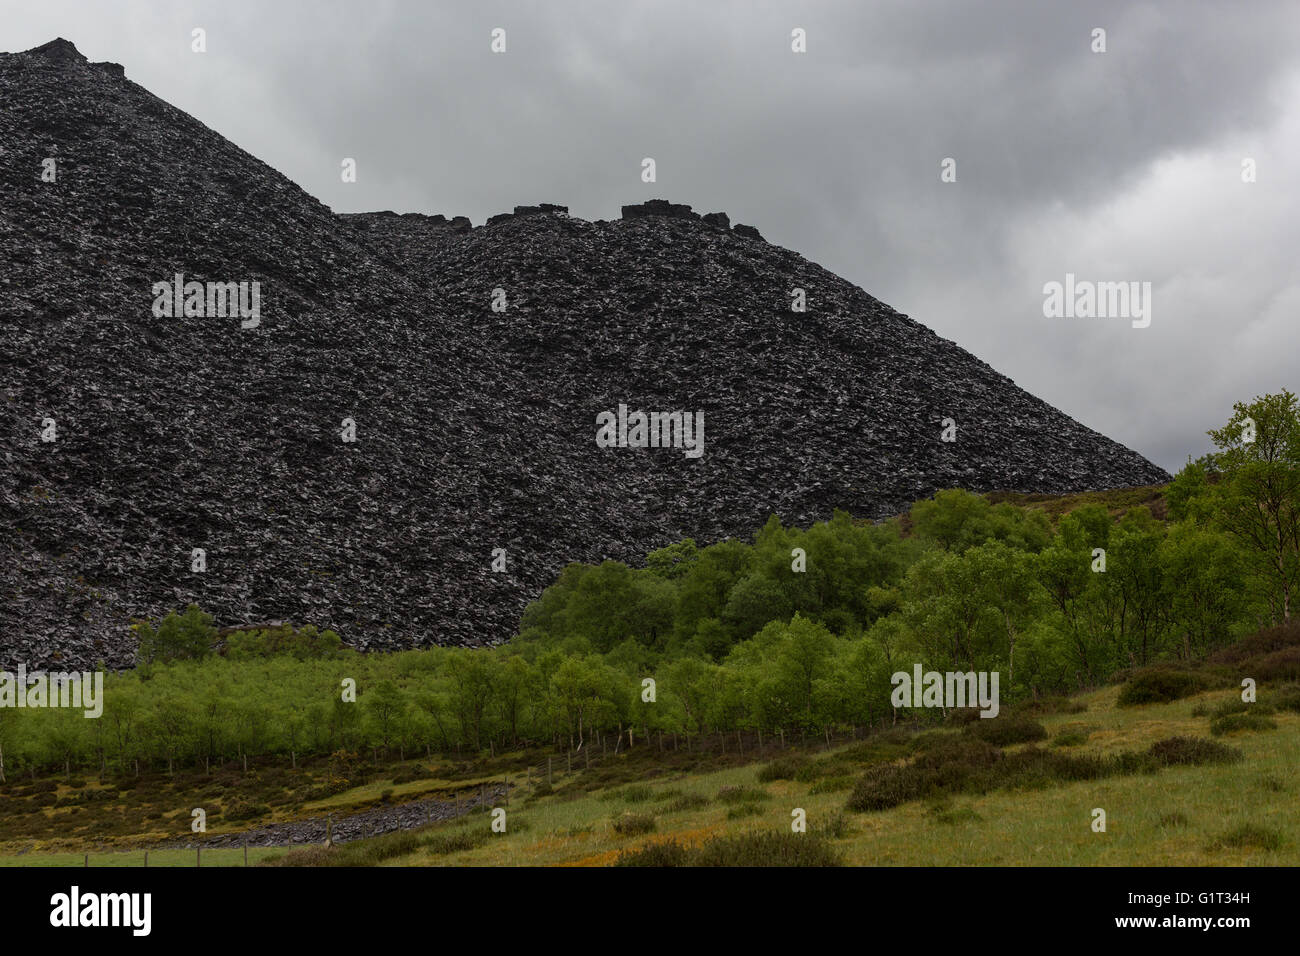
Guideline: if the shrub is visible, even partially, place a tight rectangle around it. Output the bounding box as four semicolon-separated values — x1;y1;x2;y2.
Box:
611;812;657;836
757;755;810;782
663;793;710;813
849;735;1004;811
614;839;692;867
913;735;1002;769
1118;669;1206;706
1056;749;1126;780
617;831;845;866
1211;699;1273;719
726;803;763;820
693;831;842;867
620;784;655;804
222;796;272;821
1208;620;1300;665
968;717;1048;746
1146;736;1242;766
848;735;1187;812
1209;713;1277;736
847;763;930;812
1249;647;1300;682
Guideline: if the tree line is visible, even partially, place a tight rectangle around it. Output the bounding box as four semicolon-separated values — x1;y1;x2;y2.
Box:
1;390;1294;781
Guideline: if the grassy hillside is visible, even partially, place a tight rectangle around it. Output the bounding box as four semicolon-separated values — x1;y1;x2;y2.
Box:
279;682;1297;867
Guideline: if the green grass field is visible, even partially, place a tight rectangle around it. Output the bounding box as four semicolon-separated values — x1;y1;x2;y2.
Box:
272;684;1300;867
4;680;1294;867
362;685;1296;867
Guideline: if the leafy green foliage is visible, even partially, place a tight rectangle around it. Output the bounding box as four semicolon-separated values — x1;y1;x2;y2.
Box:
11;395;1297;782
133;604;215;666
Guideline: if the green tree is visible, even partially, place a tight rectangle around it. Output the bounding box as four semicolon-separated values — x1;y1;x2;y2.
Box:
646;538;699;579
444;651;496;751
1162;522;1247;659
133;604;216;666
363;680;408;754
770;614;838;729
549;656;614;749
965;540;1039;687
1206;390;1300;621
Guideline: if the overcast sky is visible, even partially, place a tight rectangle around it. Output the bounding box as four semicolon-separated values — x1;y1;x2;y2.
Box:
8;0;1299;472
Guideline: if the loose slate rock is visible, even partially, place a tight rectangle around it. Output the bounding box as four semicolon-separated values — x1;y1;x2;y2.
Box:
0;40;1167;670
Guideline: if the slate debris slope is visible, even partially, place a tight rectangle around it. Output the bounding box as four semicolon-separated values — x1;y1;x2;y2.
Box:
0;40;1168;670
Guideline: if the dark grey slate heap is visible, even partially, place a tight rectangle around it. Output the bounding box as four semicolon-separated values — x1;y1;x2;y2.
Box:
0;40;1168;670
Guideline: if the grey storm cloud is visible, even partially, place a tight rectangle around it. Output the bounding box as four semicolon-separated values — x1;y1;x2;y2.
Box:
8;0;1299;472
